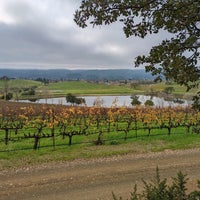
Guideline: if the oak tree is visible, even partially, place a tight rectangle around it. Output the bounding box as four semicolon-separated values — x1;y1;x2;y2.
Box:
74;0;200;108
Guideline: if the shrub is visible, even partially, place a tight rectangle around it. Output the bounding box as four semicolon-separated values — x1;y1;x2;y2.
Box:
22;87;35;96
112;168;200;200
144;100;154;106
163;87;175;94
1;92;13;100
66;93;85;105
131;95;141;106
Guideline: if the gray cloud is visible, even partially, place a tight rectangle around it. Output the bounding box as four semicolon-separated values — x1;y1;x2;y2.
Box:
0;0;168;69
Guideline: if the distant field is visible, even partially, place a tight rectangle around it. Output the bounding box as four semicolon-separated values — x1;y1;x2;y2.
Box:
0;79;198;99
38;81;199;99
138;82;198;99
38;81;133;96
0;79;42;88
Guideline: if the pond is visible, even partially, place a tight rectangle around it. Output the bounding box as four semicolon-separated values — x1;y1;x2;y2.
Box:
19;95;191;107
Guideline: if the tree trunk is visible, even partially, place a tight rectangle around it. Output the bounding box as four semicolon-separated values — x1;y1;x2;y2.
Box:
51;128;55;149
5;128;9;145
135;120;138;138
167;127;171;135
96;131;103;145
124;130;128;140
33;136;40;150
148;128;151;137
186;126;190;134
68;135;73;146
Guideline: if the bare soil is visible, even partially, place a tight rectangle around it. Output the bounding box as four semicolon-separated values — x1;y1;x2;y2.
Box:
0;148;200;200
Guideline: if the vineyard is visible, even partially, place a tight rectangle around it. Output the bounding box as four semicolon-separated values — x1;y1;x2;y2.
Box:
0;101;200;151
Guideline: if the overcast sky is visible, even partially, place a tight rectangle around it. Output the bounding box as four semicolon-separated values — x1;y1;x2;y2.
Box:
0;0;168;70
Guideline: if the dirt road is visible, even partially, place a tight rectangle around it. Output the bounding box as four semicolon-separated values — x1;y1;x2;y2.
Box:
0;148;200;200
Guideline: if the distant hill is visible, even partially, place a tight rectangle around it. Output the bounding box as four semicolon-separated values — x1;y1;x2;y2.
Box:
0;69;154;81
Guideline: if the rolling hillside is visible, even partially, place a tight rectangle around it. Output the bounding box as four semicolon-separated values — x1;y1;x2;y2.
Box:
0;69;153;81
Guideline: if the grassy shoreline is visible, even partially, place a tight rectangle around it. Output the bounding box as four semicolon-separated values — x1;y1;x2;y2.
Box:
1;79;198;100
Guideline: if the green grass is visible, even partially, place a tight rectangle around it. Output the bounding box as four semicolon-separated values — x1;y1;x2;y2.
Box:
0;127;200;169
37;81;199;99
0;79;198;100
0;79;41;89
38;81;132;96
138;82;199;99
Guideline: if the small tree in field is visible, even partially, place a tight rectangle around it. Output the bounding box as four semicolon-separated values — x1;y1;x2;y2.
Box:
144;100;154;107
131;96;141;106
163;87;175;95
66;93;85;106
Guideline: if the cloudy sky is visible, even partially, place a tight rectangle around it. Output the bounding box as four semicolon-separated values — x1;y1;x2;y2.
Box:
0;0;167;70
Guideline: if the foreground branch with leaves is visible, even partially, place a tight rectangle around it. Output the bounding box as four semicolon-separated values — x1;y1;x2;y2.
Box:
75;0;200;109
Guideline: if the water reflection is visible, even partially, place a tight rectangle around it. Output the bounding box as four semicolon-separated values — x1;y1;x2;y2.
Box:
19;95;190;107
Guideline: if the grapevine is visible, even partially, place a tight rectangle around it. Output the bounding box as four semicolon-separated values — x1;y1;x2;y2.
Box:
0;101;199;150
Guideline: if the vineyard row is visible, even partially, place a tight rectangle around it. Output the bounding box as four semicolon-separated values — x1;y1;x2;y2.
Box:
0;102;199;149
